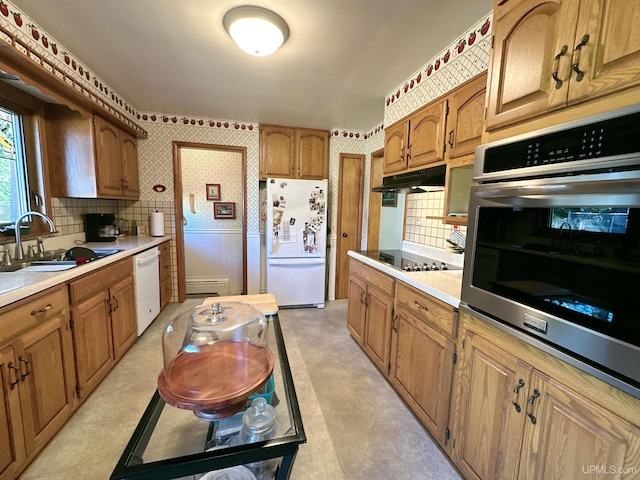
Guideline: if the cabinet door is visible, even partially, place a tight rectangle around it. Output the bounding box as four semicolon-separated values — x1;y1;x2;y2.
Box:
0;345;26;480
383;120;409;174
120;130;140;199
408;98;448;168
110;276;137;361
347;274;367;345
296;128;329;179
363;286;393;375
447;73;487;160
567;0;640;105
94;115;123;197
518;371;640;480
71;291;115;399
18;314;75;454
260;125;295;179
391;307;455;445
486;0;580;129
452;330;532;480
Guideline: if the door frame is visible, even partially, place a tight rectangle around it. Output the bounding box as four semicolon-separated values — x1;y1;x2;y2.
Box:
366;148;384;251
335;153;365;299
172;142;247;302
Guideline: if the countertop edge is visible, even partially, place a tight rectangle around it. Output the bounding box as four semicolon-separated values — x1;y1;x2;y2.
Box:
347;250;462;308
0;236;172;309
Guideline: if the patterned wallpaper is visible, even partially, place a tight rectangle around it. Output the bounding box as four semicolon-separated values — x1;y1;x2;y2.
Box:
181;148;243;231
137;122;260;234
384;13;493;127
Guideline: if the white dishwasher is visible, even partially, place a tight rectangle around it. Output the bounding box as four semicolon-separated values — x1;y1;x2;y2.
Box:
134;247;160;336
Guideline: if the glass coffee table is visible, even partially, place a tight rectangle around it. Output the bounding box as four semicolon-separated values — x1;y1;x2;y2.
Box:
110;313;306;480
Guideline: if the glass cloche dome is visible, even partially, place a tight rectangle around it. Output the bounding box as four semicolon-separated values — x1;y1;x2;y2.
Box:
158;301;273;420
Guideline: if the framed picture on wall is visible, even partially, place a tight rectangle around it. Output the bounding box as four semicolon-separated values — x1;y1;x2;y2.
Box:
214;202;236;219
381;192;397;207
206;184;221;201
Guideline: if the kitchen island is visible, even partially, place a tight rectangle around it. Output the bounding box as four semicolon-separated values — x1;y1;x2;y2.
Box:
111;294;306;480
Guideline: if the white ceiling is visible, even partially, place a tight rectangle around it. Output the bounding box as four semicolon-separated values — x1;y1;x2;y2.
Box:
12;0;493;131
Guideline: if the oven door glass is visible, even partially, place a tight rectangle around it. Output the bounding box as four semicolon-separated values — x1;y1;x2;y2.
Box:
466;174;640;348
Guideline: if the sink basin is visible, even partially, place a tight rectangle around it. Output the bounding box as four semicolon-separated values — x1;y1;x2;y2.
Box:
0;260;78;273
93;248;124;258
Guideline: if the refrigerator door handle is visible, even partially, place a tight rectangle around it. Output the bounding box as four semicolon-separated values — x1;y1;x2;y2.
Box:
267;258;326;266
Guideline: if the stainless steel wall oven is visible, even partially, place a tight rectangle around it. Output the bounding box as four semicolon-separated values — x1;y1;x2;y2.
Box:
461;104;640;398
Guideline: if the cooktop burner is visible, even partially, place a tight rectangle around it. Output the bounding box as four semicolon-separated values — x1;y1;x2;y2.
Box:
360;250;462;272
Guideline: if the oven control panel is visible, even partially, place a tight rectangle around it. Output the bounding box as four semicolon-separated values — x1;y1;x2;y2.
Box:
481;108;640;176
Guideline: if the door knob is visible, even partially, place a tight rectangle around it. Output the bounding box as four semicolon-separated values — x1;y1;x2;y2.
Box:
342;233;348;237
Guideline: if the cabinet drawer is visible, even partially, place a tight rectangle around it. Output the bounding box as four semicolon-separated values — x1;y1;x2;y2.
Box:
395;282;457;338
0;286;68;345
160;277;172;309
69;258;133;304
350;260;394;297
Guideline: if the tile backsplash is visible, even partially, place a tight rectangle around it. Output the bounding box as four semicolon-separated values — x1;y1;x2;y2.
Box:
404;191;467;249
50;198;175;237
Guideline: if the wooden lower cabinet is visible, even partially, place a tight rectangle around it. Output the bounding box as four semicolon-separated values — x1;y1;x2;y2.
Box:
69;258;136;399
450;311;640;480
346;260;394;375
390;304;455;449
0;286;75;480
159;239;172;310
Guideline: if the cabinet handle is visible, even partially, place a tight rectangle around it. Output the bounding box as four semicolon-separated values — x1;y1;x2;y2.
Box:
360;291;365;305
31;303;52;316
364;294;369;308
551;45;568;89
400;145;405;163
7;361;20;389
571;34;589;82
18;356;31;381
448;129;455;147
112;296;119;312
512;378;525;413
526;388;541;424
413;300;429;311
392;314;398;332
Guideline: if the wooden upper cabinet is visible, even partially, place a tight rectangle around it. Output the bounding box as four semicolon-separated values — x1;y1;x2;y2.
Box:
383;120;409;174
447;72;487;161
119;130;140;199
568;0;640;104
296;128;329;179
260;125;295;178
487;0;640;130
46;106;140;199
408;98;448;169
260;124;329;180
486;0;579;129
94;115;123;197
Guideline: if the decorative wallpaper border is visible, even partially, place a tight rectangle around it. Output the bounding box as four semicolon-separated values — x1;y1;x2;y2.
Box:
331;122;384;141
384;13;493;126
0;0;146;135
137;112;259;131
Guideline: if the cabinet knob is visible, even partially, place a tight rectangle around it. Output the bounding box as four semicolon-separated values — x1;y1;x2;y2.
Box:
342;232;348;237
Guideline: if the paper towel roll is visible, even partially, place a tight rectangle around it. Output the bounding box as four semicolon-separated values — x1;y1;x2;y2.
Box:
150;211;165;237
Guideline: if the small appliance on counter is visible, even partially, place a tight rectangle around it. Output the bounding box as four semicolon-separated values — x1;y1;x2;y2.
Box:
85;213;117;242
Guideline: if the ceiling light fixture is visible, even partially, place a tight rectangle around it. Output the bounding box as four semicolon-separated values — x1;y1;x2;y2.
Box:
223;6;289;57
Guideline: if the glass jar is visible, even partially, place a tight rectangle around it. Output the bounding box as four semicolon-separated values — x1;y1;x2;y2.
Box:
239;398;278;480
158;302;274;420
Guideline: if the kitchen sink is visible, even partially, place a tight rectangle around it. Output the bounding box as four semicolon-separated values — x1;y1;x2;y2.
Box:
0;260;78;273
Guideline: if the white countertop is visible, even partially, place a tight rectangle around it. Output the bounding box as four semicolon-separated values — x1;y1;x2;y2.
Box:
347;250;463;308
0;236;171;308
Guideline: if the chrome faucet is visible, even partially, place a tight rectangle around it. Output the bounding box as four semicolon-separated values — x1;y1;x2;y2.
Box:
13;211;56;261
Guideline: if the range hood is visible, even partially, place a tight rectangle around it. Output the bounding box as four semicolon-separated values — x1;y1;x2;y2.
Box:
372;165;446;194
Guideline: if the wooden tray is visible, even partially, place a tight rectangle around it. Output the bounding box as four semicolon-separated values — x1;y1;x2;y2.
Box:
158;341;274;420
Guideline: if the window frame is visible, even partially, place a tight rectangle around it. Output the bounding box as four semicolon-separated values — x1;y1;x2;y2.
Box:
0;81;51;239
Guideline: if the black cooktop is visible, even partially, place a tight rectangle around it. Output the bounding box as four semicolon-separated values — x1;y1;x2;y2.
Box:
359;250;461;272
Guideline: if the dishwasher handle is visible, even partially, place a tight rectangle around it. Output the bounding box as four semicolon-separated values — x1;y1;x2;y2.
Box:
135;248;160;267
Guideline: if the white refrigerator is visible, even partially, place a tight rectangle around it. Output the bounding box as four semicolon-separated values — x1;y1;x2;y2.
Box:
266;178;328;308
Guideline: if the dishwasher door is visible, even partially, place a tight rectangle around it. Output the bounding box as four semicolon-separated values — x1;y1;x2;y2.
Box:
134;247;160;335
